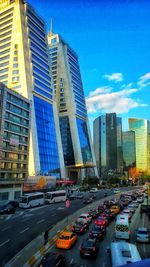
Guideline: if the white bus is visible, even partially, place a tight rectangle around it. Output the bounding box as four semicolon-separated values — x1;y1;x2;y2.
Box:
110;240;141;267
45;190;66;204
19;192;45;208
115;214;130;240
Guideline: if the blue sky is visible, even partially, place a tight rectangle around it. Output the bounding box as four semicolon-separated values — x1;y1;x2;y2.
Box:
29;0;150;131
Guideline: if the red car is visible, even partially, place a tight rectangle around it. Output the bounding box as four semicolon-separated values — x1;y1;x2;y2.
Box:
94;217;107;227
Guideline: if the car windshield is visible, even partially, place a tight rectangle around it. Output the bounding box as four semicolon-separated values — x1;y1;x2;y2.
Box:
59;235;70;240
138;230;148;235
21;197;28;203
84;239;95;246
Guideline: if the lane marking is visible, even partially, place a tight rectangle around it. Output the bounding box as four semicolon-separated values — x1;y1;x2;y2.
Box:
1;226;11;232
0;239;10;247
51;213;56;217
5;215;12;221
37;219;45;224
20;227;29;234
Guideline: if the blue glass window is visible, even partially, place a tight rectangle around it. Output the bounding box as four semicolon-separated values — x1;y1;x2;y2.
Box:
76;118;92;163
59;116;75;165
34;96;60;176
32;54;48;69
34;86;53;99
34;78;52;92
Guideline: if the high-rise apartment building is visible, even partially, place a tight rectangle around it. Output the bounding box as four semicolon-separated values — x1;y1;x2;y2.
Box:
0;0;65;178
128;118;150;172
93;113;119;179
47;32;97;179
122;131;136;170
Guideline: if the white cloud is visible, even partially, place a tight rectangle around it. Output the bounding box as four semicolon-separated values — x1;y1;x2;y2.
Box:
89;86;112;97
138;72;150;88
103;73;123;82
86;87;147;115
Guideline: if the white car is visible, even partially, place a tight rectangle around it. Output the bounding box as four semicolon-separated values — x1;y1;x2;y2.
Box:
137;197;143;203
121;209;132;221
89;188;98;193
78;213;92;224
136;227;150;243
132;200;139;207
127;204;137;213
114;189;120;194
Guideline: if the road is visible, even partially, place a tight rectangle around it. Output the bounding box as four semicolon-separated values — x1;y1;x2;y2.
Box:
0;187;146;267
46;199;150;267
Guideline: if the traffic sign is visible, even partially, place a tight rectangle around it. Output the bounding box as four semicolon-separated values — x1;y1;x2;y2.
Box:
65;199;70;208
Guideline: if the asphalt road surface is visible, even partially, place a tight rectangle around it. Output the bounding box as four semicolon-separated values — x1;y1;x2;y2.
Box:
0;187;143;267
49;200;150;267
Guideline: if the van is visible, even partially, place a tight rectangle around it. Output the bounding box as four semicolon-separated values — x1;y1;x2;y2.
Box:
109;240;141;267
115;214;130;240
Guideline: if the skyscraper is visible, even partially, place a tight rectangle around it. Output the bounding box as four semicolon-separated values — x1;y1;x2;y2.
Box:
0;0;65;178
47;32;97;179
122;131;136;170
93;113;118;179
128;118;150;172
117;117;123;173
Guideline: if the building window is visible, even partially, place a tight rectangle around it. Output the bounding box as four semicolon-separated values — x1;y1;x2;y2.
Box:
0;192;9;201
51;37;57;44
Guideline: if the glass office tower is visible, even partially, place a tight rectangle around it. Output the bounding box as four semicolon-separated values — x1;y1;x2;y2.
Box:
128;118;150;172
93;113;118;179
122;131;136;170
0;0;65;178
48;32;97;179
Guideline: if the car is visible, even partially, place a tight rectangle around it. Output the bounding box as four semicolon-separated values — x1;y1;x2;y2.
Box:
132;200;139;207
137;197;144;203
72;219;89;234
136;227;150;243
68;194;76;200
114;189;120;194
89;188;98;193
55;231;77;249
79;213;92;224
110;205;120;214
88;209;99;219
80;238;99;259
91;194;96;200
75;193;84;199
127;204;136;213
7;200;20;208
83;197;93;204
0;203;15;215
104;210;115;221
89;225;106;240
94;217;107;227
121;209;132;221
110;198;118;205
38;252;66;267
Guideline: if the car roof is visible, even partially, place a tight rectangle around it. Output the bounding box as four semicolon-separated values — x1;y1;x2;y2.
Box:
60;231;73;236
137;227;148;231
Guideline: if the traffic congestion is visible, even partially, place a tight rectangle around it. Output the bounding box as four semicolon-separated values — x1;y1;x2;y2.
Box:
38;187;150;267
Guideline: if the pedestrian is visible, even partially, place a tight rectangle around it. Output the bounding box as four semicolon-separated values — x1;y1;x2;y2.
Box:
44;230;48;245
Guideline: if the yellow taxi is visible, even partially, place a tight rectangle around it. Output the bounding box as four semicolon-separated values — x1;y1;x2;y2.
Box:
110;205;120;214
55;231;77;249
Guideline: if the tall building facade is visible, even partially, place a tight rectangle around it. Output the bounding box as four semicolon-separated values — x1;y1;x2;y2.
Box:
128;118;150;172
0;83;31;199
117;117;123;172
0;0;65;178
93;113;119;179
47;33;97;179
122;131;136;170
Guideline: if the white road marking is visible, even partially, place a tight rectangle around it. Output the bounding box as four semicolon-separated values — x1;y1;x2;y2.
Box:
70;258;74;264
1;226;11;232
102;263;105;267
57;207;65;210
20;227;29;234
0;239;10;247
37;219;45;224
51;213;56;216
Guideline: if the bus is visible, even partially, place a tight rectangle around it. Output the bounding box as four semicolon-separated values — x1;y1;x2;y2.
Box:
45;190;66;204
110;240;141;267
115;214;130;240
19;192;45;208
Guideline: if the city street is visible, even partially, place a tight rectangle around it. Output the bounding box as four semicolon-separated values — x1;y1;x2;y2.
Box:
0;187;148;267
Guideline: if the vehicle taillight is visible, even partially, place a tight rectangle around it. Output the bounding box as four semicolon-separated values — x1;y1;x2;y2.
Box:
72;227;74;231
80;228;83;232
80;246;83;251
93;247;96;251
